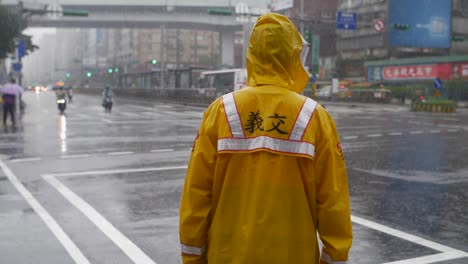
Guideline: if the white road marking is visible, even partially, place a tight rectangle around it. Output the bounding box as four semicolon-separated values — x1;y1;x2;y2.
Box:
367;134;383;138
141;112;160;117
410;131;423;135
353;215;468;264
388;132;403;136
430;130;441;134
10;157;43;163
383;252;468;264
43;165;188;178
43;175;157;264
42;165;468;264
150;149;174;153
107;151;134;156
343;136;358;140
101;118;113;124
447;129;459;133
0;160;90;264
408;121;421;125
60;154;91;159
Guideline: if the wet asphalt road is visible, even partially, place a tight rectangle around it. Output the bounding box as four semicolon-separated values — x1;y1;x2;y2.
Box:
1;91;467;264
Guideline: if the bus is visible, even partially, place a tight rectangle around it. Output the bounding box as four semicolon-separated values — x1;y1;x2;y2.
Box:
200;69;247;97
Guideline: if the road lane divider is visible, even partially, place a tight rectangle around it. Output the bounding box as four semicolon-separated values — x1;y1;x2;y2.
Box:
0;160;91;264
41;165;189;263
107;151;134;156
43;174;157;264
10;157;43;163
150;149;174;153
352;215;468;264
60;154;91;159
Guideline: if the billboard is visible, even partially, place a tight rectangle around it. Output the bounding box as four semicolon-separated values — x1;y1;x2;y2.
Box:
367;62;468;81
270;0;293;12
389;0;451;48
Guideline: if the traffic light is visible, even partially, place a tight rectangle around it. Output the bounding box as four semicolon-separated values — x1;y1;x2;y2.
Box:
86;72;92;77
208;8;232;16
108;68;113;74
452;36;465;42
114;68;119;73
66;73;71;78
304;26;312;43
151;59;158;65
393;23;411;31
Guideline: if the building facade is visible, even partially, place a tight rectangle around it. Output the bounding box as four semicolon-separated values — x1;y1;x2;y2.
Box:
336;0;468;79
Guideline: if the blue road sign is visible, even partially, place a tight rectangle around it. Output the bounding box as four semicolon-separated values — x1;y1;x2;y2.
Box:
12;63;22;73
337;11;357;30
434;78;443;90
17;39;26;58
311;74;318;82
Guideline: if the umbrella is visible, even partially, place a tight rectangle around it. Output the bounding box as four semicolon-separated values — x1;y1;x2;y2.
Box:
0;83;24;95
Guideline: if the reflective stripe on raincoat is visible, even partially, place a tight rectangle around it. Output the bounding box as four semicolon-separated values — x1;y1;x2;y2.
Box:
180;13;352;264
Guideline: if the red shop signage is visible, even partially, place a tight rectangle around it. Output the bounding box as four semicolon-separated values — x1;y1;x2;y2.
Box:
382;64;453;80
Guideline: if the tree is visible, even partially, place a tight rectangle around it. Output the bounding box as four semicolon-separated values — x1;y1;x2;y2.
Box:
0;3;38;59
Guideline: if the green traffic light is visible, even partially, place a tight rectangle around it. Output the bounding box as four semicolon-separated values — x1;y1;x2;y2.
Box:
66;73;71;78
152;59;157;65
108;68;113;74
87;72;92;77
114;68;119;73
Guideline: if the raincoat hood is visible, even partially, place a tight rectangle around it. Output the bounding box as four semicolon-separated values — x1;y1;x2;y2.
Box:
247;13;310;94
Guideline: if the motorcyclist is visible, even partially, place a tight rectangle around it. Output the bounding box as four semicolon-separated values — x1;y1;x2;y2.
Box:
55;86;67;99
102;85;114;109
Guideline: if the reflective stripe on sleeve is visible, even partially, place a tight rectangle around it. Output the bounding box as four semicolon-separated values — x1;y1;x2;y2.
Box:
218;136;315;158
320;251;348;264
289;98;318;141
222;93;245;138
181;243;206;256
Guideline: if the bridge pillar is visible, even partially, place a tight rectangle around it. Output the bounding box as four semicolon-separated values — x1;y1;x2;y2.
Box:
220;30;235;68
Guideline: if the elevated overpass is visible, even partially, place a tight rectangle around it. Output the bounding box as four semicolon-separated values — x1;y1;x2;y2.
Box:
2;0;269;66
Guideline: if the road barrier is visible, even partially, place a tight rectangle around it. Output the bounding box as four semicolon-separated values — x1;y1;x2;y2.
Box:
411;101;456;113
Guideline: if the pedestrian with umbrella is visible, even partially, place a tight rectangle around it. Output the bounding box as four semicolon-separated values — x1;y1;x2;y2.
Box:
1;78;24;126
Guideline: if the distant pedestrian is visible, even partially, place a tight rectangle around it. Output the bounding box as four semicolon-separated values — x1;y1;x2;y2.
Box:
179;13;352;264
1;78;24;126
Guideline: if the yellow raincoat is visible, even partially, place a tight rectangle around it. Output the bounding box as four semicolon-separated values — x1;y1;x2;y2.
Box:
180;13;352;264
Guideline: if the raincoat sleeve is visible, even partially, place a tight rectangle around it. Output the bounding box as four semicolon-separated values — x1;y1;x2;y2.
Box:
179;101;219;264
314;107;353;264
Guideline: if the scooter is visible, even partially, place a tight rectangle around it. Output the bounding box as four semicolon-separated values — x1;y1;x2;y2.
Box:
102;96;113;111
57;97;67;115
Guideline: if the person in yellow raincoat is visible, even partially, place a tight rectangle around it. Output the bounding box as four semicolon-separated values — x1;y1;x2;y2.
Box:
180;13;352;264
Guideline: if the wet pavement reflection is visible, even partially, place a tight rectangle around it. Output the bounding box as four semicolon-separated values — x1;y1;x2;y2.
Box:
1;92;467;263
